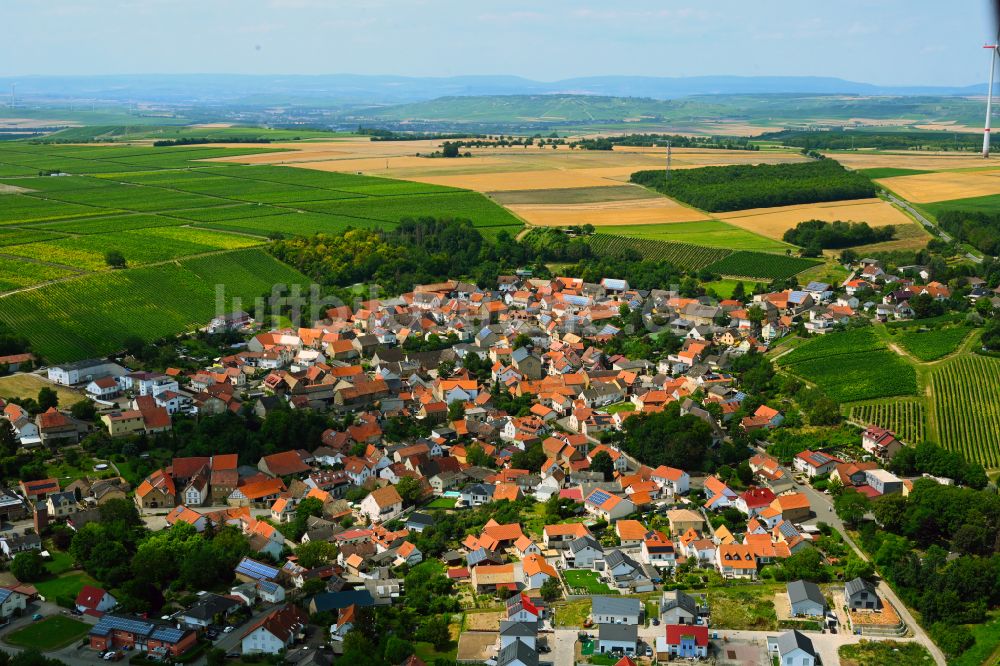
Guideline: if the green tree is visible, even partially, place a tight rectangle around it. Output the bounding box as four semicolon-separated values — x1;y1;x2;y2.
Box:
0;420;17;457
296;540;338;569
11;550;46;582
395;477;424;507
104;250;127;269
590;451;614;481
540;576;562;601
834;488;870;528
37;387;58;411
447;400;465;421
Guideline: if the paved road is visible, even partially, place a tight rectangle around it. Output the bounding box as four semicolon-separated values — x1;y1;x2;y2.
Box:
887;194;983;264
796;482;947;666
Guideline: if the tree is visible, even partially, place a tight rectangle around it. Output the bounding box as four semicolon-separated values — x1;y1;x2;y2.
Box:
590;451;614;481
417;615;452;651
540;576;562;601
295;540;338;569
37;387;58;411
70;400;97;422
11;550;46;582
395;477;424;507
843;557;875;581
834;489;870;528
465;443;491;468
104;250;127;269
0;420;17;457
447;400;465;421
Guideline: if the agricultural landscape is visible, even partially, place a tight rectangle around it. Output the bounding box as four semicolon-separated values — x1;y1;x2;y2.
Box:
2;6;1000;666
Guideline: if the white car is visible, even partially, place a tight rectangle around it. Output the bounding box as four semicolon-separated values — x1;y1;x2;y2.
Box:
223;626;234;633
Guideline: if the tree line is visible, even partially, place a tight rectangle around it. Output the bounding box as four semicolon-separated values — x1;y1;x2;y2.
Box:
630;159;876;213
571;133;756;151
760;129;982;152
152;137;272;146
935;209;1000;256
783;219;895;254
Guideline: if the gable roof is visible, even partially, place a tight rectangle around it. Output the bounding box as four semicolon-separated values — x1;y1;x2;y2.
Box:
787;580;826;608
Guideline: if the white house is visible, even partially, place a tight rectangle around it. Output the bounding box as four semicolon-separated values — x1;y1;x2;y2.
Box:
75;585;117;615
241;605;307;655
563;535;604;570
651;466;690;495
47;359;123;386
0;588;27;619
591;596;641;625
768;630;817;666
359;485;403;523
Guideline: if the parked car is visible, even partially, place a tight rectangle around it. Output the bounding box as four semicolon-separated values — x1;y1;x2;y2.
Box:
223;626;234;633
102;652;117;661
31;613;43;621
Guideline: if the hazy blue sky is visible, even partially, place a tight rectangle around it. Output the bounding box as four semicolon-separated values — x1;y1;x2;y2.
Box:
3;0;997;85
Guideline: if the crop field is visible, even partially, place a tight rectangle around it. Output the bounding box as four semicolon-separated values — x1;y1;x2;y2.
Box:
780;329;917;402
194;211;386;237
24;213;189;235
588;234;731;270
930;355;1000;468
3;226;262;270
506;198;711;227
166;203;291;222
0;194;114;225
703;251;820;280
857;168;931;179
606;220;790;251
877;169;1000;203
922;193;1000;217
0;257;78;292
895;326;971;361
488;185;659;205
292;191;521;228
830;151;1000;172
849;399;926;444
0;249;312;362
0;227;67;245
716;198;914;240
37;183;233;212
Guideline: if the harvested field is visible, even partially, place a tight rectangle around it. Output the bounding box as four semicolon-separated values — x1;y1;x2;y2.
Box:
717;198;914;240
456;632;497;662
395;168;627;191
507;198;710;226
0;373;86;405
488;185;657;205
877;170;1000;203
464;611;501;631
832;151;1000;172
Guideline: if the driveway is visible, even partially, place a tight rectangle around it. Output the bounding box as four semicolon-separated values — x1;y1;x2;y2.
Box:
549;628;579;666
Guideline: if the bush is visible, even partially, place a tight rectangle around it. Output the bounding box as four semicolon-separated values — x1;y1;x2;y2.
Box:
929;622;974;658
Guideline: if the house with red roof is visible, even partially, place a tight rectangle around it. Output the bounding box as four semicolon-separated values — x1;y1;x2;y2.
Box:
735;487;777;516
76;585;117;616
861;425;902;461
663;624;709;659
240;604;308;655
258;450;312;478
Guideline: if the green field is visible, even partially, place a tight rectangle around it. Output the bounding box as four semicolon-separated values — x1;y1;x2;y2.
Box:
489;185;658;205
0;249;312;362
860;167;932;179
848;399;927;444
602;220;791;252
4;615;91;651
40;124;350;143
930;355;1000;469
895;326;971;361
780;328;917;402
0;257;78;292
923;193;1000;217
703;251;820;280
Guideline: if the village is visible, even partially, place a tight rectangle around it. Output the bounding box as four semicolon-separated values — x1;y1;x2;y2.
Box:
0;259;992;666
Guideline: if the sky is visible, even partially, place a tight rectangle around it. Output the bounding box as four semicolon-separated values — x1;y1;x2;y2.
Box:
2;0;997;86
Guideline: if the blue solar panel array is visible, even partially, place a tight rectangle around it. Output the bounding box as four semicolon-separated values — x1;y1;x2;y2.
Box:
91;615;155;637
150;627;186;643
587;490;611;506
236;557;279;581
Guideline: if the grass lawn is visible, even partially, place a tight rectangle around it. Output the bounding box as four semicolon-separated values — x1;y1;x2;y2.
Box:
948;613;1000;666
838;640;934;666
0;373;85;405
35;572;99;602
702;278;747;299
554;599;592;628
426;497;457;509
43;549;75;576
563;570;615;594
607;220;791;252
706;586;780;631
4;616;90;651
604;401;636;415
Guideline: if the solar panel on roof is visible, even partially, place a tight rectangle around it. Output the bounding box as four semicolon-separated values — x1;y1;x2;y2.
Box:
151;627;185;643
236;558;279;580
588;490;611;505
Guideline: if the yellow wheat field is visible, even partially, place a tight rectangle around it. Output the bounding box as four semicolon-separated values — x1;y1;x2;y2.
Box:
507;198;711;226
878;170;1000;203
717;199;913;239
832;151;1000;172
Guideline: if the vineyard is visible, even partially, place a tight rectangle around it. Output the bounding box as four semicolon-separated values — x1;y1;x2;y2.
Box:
702;251;820;280
779;328;917;402
587;234;730;270
930;355;1000;469
0;249;311;363
587;234;818;278
849;399;926;444
895;325;972;361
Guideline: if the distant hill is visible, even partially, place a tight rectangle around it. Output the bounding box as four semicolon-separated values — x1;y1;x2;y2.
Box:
0;73;986;106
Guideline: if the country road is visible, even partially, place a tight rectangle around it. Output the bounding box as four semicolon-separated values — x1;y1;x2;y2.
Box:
886;194;983;264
